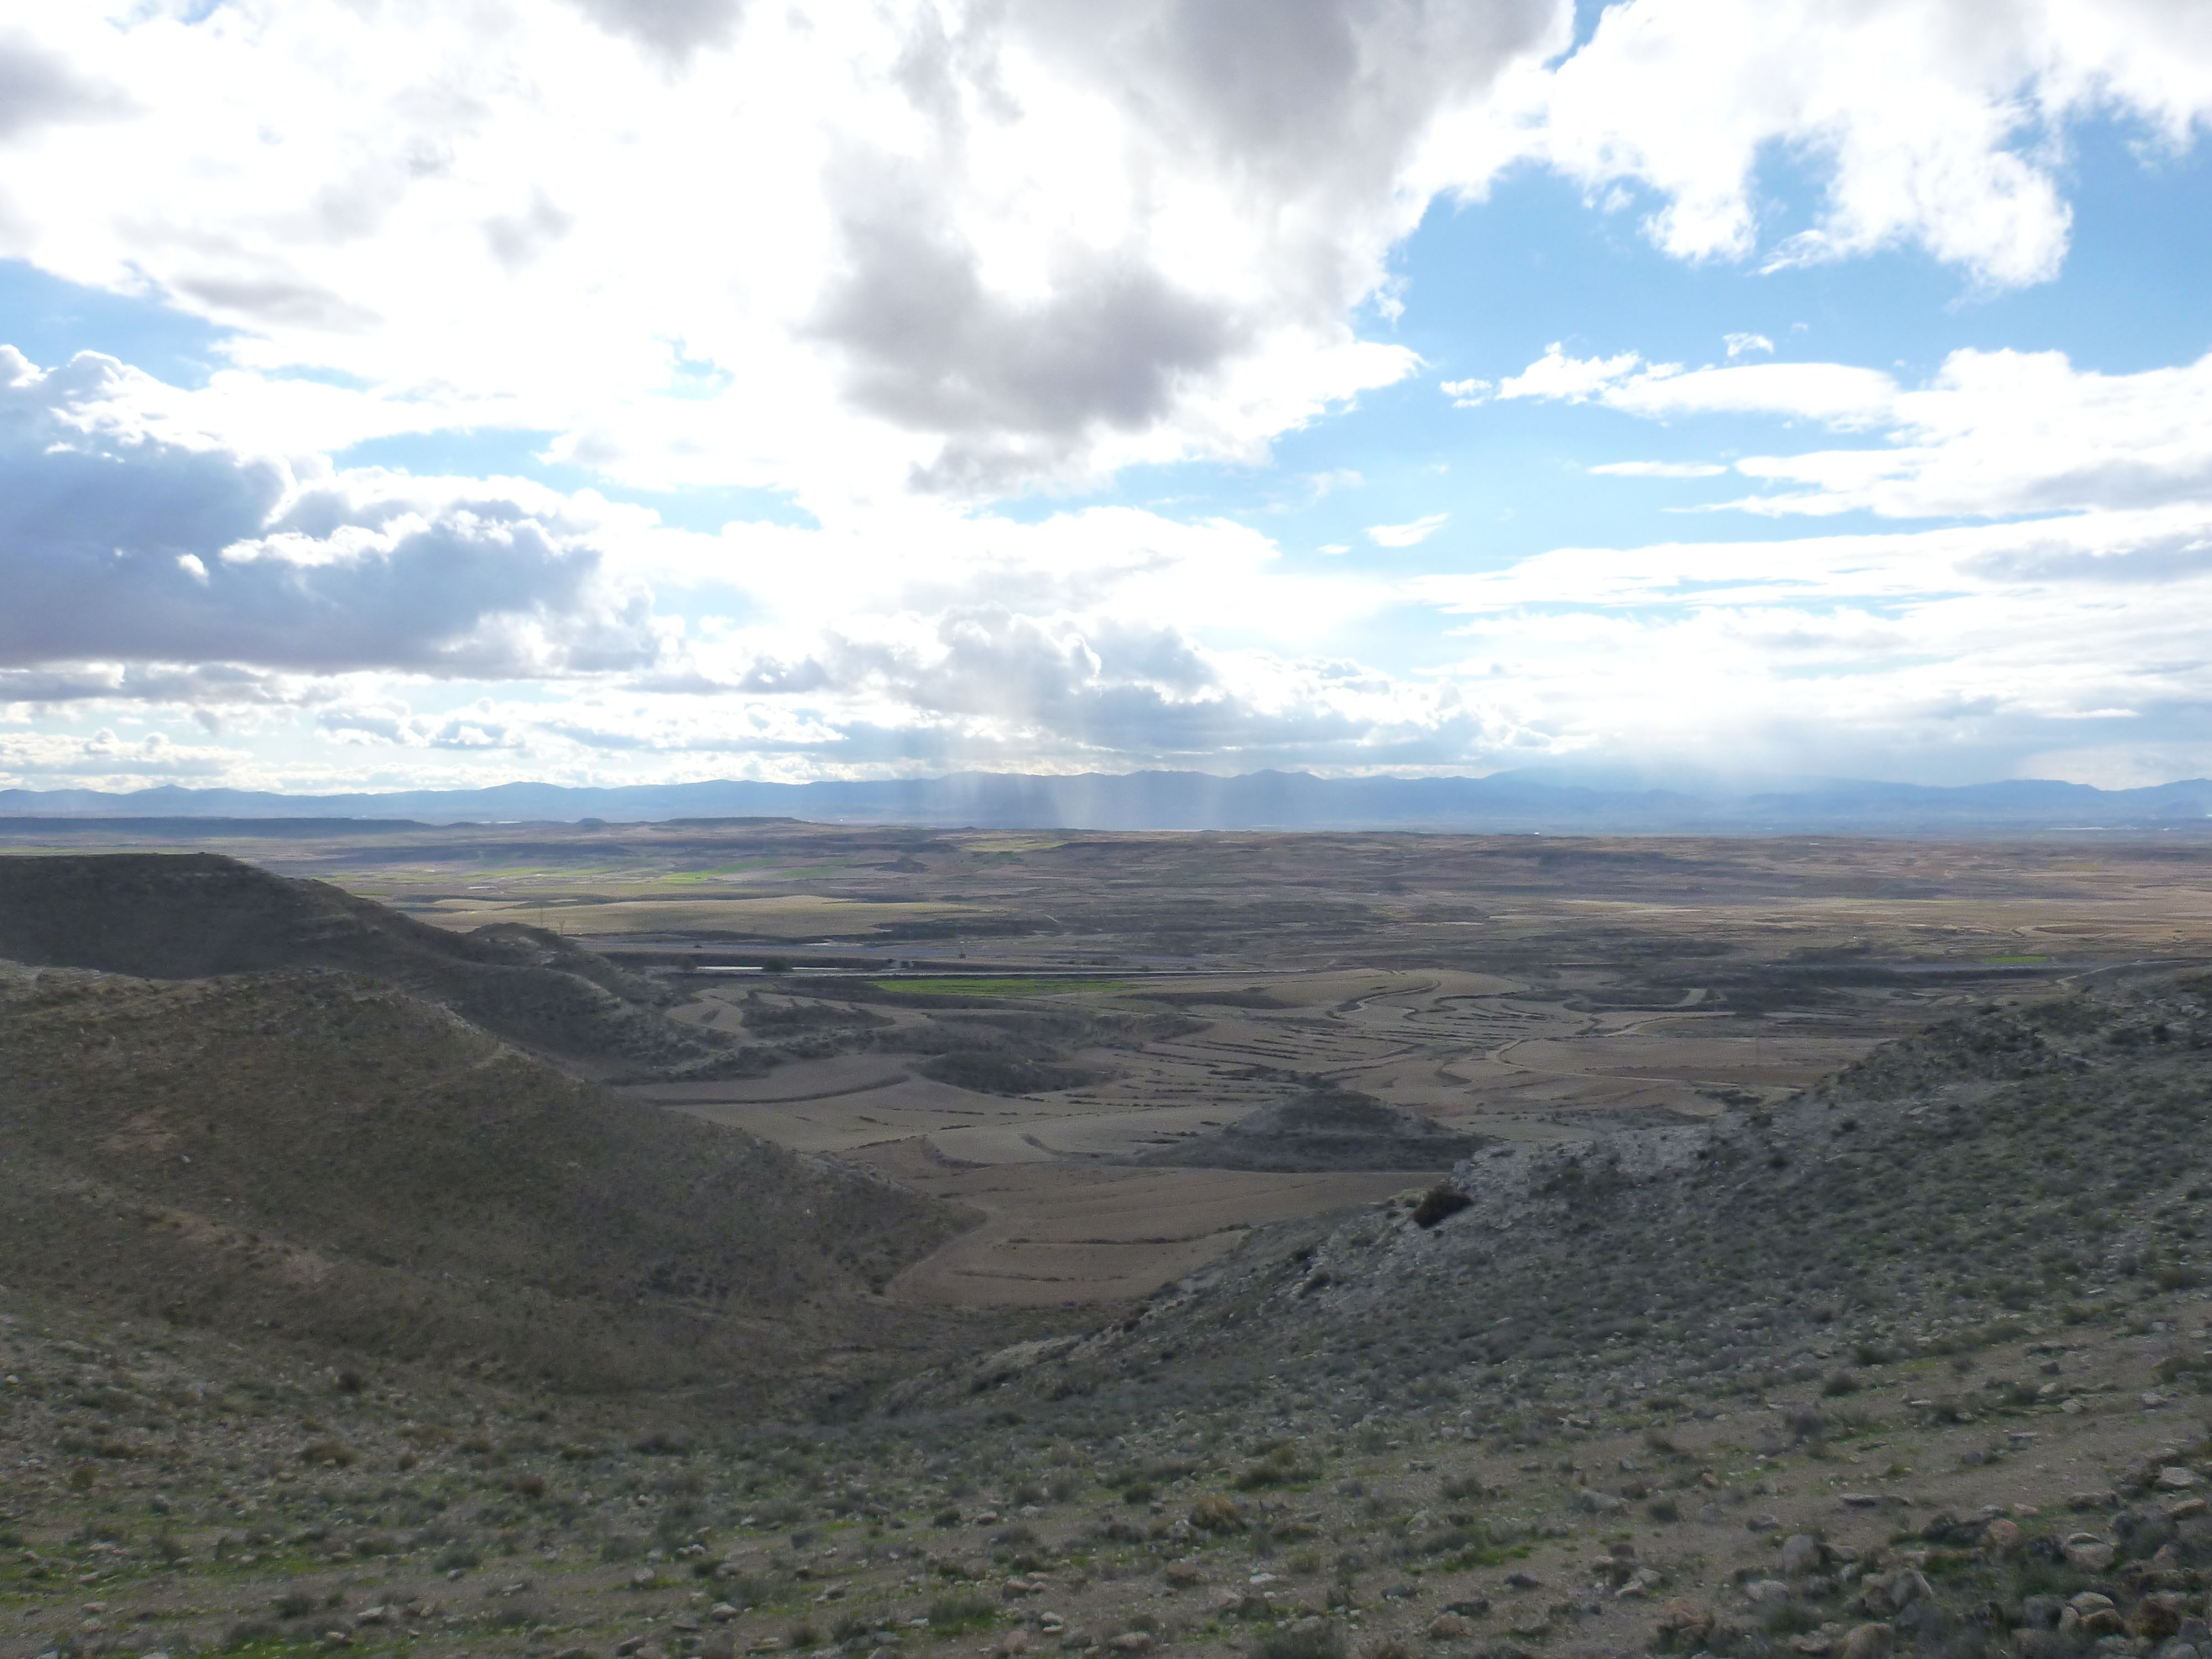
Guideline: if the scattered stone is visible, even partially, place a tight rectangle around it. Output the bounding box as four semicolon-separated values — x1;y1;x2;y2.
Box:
993;1632;1031;1658
2157;1468;2198;1490
2063;1535;2117;1572
1780;1535;1823;1577
1749;1514;1782;1532
1652;1599;1712;1651
1984;1518;2022;1555
1427;1614;1476;1641
1161;1562;1203;1588
1838;1494;1880;1509
1504;1572;1542;1591
1106;1634;1154;1655
1841;1624;1893;1659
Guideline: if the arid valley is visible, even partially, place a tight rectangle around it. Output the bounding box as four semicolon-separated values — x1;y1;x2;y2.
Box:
2;820;2210;1659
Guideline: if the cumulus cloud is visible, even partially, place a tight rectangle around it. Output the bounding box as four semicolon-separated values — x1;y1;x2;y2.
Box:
0;347;665;679
1438;0;2212;288
2;2;2212;791
3;0;2195;507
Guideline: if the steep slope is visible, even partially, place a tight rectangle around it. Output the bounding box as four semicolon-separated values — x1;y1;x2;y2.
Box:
972;972;2212;1421
0;961;973;1398
0;852;747;1076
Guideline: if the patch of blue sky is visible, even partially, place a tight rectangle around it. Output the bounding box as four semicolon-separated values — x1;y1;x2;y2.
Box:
0;259;235;388
1025;110;2212;595
332;430;816;534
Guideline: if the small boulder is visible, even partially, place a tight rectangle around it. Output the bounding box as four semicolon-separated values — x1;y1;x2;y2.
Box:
1983;1518;2022;1556
1162;1562;1203;1589
1652;1599;1712;1651
2062;1534;2116;1572
1107;1634;1154;1656
2157;1468;2199;1491
1427;1614;1476;1641
1841;1624;1892;1659
1780;1535;1824;1577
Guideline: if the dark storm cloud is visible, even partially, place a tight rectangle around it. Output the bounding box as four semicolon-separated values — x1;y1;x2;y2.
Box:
0;348;661;681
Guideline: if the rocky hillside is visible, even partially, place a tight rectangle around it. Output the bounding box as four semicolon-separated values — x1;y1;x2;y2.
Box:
954;972;2212;1426
0;961;974;1399
0;853;746;1077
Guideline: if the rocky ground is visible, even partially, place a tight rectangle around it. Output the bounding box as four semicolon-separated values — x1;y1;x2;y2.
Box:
6;973;2211;1659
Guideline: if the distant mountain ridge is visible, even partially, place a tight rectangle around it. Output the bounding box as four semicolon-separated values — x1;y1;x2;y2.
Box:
4;768;2211;833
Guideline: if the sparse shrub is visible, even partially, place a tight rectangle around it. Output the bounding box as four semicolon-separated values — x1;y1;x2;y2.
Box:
1252;1625;1345;1659
927;1590;997;1632
785;1620;823;1650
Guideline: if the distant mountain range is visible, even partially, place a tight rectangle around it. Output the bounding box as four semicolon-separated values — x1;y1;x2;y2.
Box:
6;769;2212;834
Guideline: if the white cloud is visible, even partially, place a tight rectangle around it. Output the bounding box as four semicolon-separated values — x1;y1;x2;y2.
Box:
1588;461;1729;478
1426;0;2212;289
0;0;2198;518
2;3;2212;791
1496;343;1650;403
1497;343;1898;426
1401;499;2212;783
1507;340;2212;522
1366;512;1451;547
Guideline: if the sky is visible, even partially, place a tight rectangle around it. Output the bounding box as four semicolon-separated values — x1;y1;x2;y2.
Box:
3;0;2212;796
